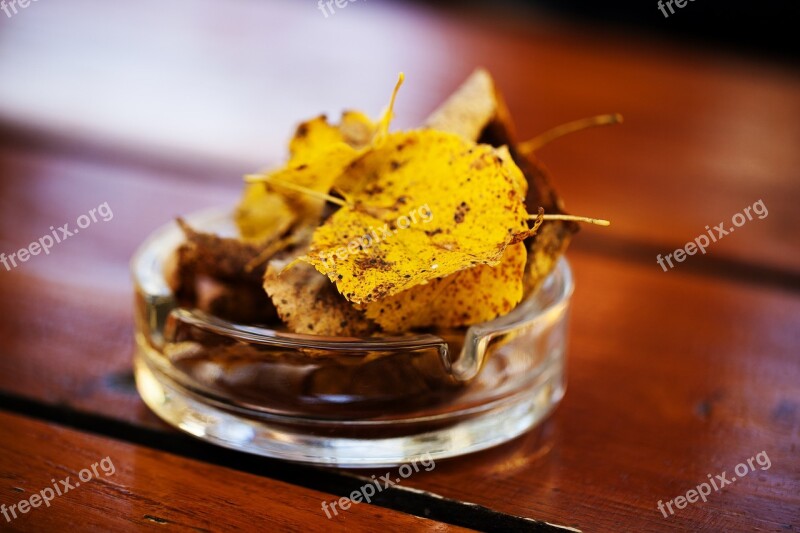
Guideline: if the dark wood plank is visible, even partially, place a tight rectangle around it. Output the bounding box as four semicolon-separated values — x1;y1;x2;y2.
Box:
0;411;471;532
0;1;798;273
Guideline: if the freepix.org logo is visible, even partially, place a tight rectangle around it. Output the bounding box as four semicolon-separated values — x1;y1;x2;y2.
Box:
1;202;114;273
1;0;41;19
1;457;116;524
317;0;363;18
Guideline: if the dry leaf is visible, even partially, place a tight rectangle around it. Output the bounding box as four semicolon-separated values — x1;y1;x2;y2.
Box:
238;76;404;243
362;242;527;331
264;256;376;337
235;183;296;243
302;129;531;304
515;152;579;292
427;69;578;294
235;116;361;243
289;111;376;162
170;219;279;324
176;218;265;283
425;68;516;145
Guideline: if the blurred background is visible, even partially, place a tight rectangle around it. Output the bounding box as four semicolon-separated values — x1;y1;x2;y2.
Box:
461;0;800;63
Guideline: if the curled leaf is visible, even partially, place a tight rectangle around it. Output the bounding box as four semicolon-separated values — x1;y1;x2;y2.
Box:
169;219;279;324
425;68;515;145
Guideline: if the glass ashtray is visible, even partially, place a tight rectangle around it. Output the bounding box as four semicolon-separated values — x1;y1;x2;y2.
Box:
131;208;573;467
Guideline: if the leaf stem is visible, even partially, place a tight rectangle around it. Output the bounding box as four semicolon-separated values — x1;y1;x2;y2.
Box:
374;72;405;145
244;173;349;207
518;113;623;153
531;213;611;227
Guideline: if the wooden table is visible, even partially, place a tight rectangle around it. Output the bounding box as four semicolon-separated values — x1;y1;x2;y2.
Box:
1;1;798;531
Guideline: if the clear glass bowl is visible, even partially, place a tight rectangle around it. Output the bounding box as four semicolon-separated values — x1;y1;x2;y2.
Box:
132;208;573;467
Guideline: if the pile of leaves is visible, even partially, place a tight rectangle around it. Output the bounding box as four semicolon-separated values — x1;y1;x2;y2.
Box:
170;70;612;337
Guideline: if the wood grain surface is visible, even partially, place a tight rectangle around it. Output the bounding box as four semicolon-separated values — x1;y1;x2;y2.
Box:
0;411;470;532
0;0;798;531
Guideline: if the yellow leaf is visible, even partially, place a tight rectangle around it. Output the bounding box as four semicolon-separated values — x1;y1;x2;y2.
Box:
362;242;527;331
238;74;405;244
302;129;531;304
235;183;295;242
426;69;581;297
265;142;360;219
236;114;364;243
288;111;375;164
